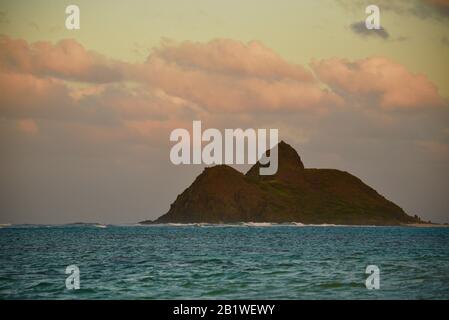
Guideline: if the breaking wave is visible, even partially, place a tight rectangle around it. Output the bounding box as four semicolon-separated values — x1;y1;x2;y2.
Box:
137;222;373;227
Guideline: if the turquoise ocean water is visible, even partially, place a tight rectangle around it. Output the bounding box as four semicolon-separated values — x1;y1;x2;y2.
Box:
0;224;448;299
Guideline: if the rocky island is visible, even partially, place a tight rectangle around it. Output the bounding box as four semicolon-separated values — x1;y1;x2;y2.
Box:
142;141;420;225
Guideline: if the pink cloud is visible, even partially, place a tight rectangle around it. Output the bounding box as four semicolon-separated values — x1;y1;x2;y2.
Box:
0;36;446;150
0;71;71;114
311;57;444;109
152;39;314;81
131;39;342;112
0;36;343;115
0;35;123;83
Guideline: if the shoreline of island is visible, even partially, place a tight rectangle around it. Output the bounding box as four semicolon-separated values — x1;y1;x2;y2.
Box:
138;221;449;228
2;221;448;228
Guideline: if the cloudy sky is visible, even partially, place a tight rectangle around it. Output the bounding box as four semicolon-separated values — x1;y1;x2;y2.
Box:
0;0;448;224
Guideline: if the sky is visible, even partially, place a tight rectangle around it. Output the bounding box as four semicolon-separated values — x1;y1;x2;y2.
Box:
0;0;448;224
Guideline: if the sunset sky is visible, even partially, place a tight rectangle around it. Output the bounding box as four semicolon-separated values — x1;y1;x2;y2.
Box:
1;0;448;224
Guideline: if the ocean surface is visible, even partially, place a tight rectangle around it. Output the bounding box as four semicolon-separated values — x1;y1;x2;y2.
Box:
1;223;449;300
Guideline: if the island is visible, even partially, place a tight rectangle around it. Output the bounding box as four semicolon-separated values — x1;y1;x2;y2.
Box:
141;141;422;225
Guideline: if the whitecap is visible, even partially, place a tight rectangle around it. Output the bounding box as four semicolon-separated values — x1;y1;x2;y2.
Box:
0;223;12;228
243;222;275;227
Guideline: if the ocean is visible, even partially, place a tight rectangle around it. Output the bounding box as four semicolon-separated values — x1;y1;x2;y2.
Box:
1;223;448;299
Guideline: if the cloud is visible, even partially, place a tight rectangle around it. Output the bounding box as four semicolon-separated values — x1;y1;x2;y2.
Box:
131;39;342;113
0;71;73;118
311;56;444;109
151;38;314;81
2;36;444;119
0;36;446;142
0;36;344;115
0;35;124;83
350;21;390;39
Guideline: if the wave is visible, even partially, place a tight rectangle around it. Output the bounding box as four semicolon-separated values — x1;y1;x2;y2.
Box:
168;223;198;227
141;222;381;228
139;222;343;227
1;222;381;229
291;222;305;227
0;223;12;228
243;222;275;227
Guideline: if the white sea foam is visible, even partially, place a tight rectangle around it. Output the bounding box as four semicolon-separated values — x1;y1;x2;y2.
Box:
136;222;381;228
291;222;305;227
243;222;275;227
